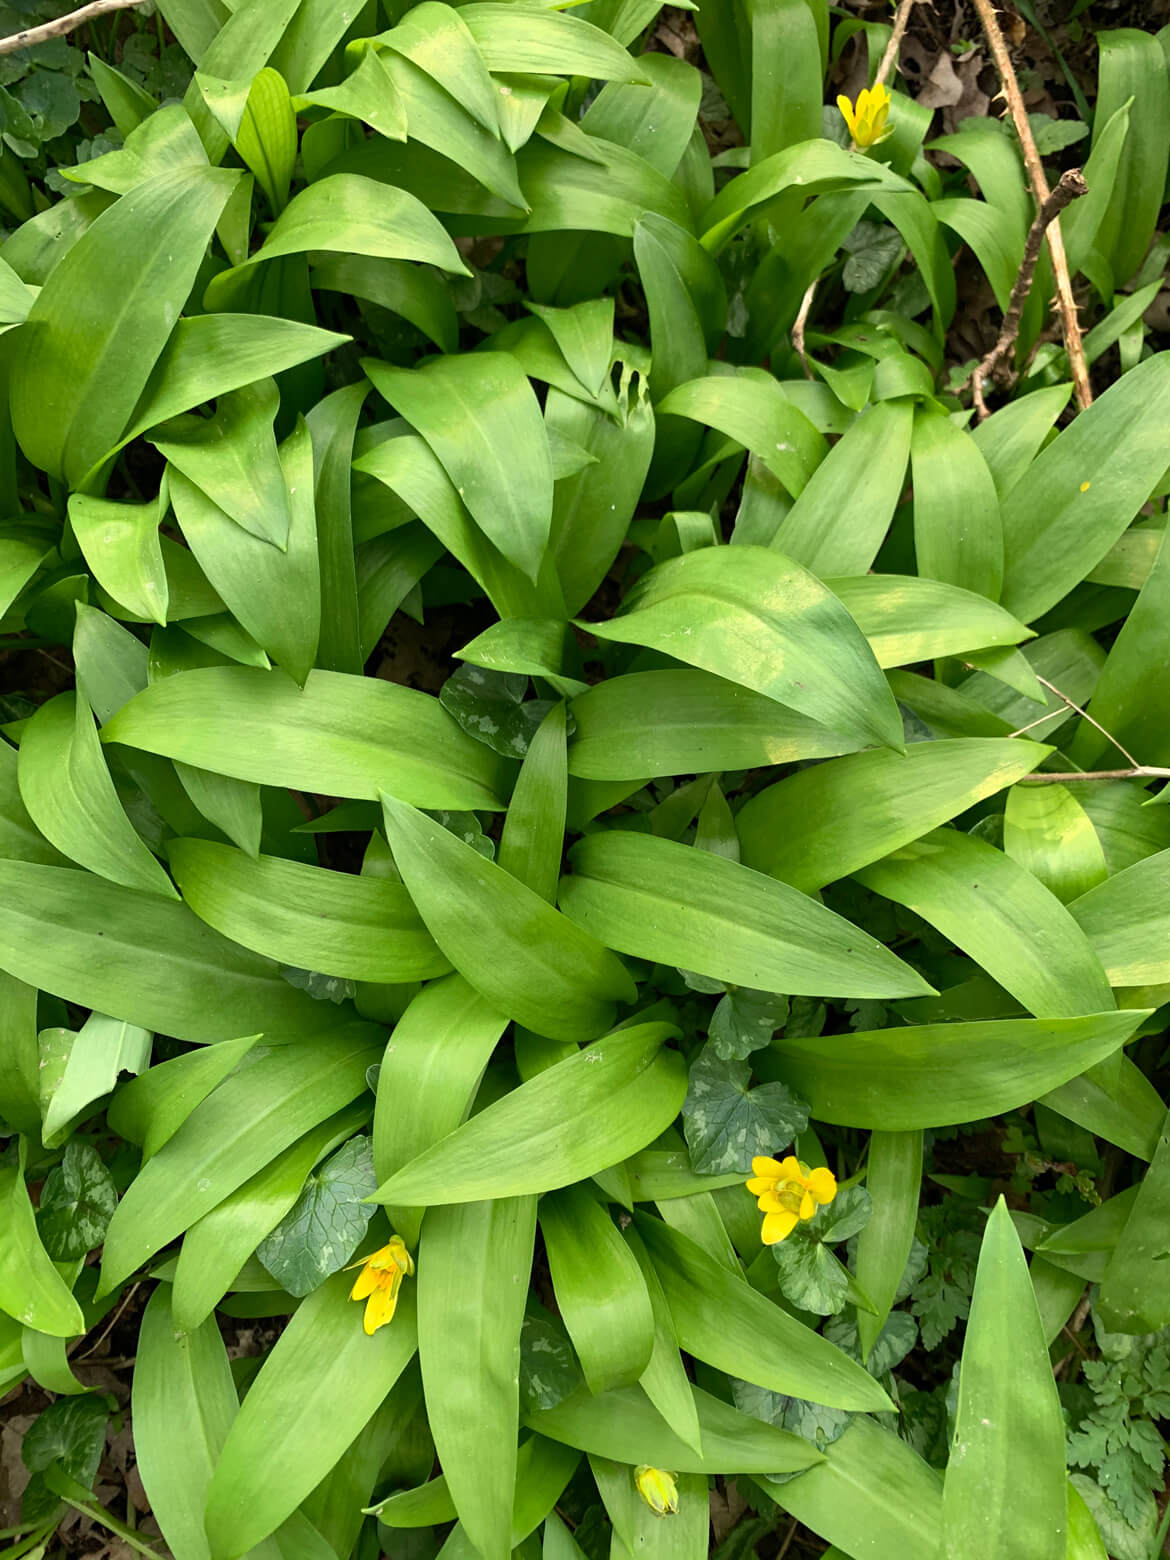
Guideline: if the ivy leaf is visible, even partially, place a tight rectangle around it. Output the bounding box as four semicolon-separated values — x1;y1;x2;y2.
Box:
431;809;495;860
707;988;789;1062
256;1136;378;1298
772;1236;851;1316
439;665;561;758
37;1141;117;1261
841;221;903;293
681;1045;808;1175
808;1184;872;1244
823;1310;918;1378
678;967;725;996
519;1313;582;1412
730;1376;852;1454
21;1396;110;1525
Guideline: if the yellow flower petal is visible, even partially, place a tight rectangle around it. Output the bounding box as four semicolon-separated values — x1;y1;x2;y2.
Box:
363;1280;399;1335
836;93;857;137
778;1155;803;1181
807;1167;837;1205
799;1190;816;1221
761;1208;801;1245
751;1156;785;1179
349;1266;379;1302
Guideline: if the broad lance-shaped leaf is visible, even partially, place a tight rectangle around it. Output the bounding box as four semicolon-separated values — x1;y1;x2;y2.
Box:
0;1148;85;1337
855;1131;923;1362
168;839;450;984
17;689;178;899
98;1025;383;1294
1097;1109;1170;1333
738;740;1051;891
855;829;1115;1019
763;1010;1147;1128
380;794;634;1043
364;354;553;584
151;377;292;549
999;352;1170;623
760;1417;942;1560
942;1200;1066;1560
374;975;509;1249
525;1381;822;1476
102;665;509;809
203;173;469;308
654;373;826;500
568;668;864;781
10;165;237;485
560;831;931;998
0;861;339;1044
825;574;1032;667
370;1024;685;1206
581;546;903;752
541;1184;654;1395
1068;847;1170;985
417;1196;537;1560
635;1215;892;1414
205;1268;419;1560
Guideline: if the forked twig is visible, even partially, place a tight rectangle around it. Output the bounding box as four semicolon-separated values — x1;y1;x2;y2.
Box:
968;169;1087;418
0;0;146;55
968;0;1093;412
1010;675;1170;785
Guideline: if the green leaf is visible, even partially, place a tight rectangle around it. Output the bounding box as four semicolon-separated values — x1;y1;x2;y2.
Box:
855;828;1116;1018
738;740;1050;892
22;1393;109;1486
0;861;336;1044
371;1023;685;1206
1003;784;1108;904
204;1267;419;1560
655;373;827;498
18;689;178;898
525;1380;823;1475
40;1010;152;1149
1097;1109;1170;1333
235;67;297;212
377;1;499;132
417;1195;537;1560
520;1314;583;1413
567;669;863;781
440;665;558;760
759;1417;942;1560
365;354;553;583
700;140;888;251
69;493;169;625
152;377;292;550
771;400;913;577
772;1238;851;1317
98;1025;383;1294
497;700;568;903
103;665;510;809
911;408;1003;599
682;1045;808;1175
855;1131;922;1361
255;1135;378;1298
827;573;1032;668
581;545;904;752
561;831;932;998
731;1377;851;1454
381;793;634;1042
999;352;1170;622
296;46;407;143
707;988;788;1061
131;1285;237;1560
942;1199;1066;1560
0;1148;84;1337
204;173;468;306
635;1214;892;1412
1089;30;1170;286
541;1183;654;1394
459;3;652;81
1069;847;1170;985
10;166;236;484
107;1033;261;1160
765;1010;1146;1128
168;839;449;984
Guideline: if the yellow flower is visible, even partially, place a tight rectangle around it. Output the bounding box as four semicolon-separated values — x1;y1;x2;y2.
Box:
346;1236;414;1334
746;1155;837;1245
634;1466;678;1517
837;84;893;150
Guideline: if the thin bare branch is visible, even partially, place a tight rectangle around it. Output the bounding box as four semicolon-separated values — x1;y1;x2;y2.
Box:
0;0;146;56
968;169;1087;418
874;0;919;90
1019;767;1170;784
792;280;817;380
1033;672;1142;768
968;0;1093;412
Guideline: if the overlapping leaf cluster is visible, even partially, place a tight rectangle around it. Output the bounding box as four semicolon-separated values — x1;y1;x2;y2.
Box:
0;3;1168;1559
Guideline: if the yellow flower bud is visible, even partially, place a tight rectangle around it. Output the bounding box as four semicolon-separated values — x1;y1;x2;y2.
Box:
634;1465;679;1517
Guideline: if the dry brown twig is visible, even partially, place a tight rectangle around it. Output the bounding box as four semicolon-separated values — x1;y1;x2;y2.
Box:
0;0;146;56
969;0;1093;413
967;168;1088;418
874;0;919;91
